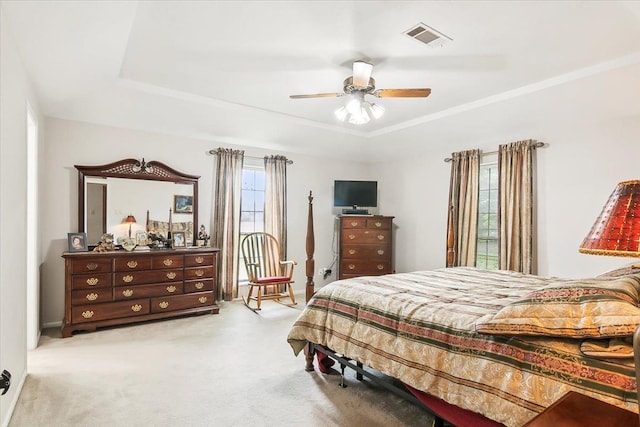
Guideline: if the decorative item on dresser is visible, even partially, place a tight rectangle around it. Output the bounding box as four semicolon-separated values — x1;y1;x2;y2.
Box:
62;248;219;337
338;215;394;279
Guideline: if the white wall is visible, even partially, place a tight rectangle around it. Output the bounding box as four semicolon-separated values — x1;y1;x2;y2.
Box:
40;118;369;325
0;7;44;426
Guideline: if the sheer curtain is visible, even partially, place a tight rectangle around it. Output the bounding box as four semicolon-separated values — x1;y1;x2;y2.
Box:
446;149;480;267
264;155;288;259
212;147;244;301
498;140;537;274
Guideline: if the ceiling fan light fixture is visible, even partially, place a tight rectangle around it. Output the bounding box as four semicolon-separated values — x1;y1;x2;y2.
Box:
367;102;385;119
334;106;348;121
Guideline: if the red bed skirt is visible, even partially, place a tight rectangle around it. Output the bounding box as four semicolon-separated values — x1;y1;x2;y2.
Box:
405;384;506;427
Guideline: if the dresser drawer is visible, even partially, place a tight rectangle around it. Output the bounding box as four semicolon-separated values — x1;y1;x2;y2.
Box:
342;244;391;260
185;253;215;267
71;273;112;290
151;255;184;269
341;229;391;245
184;279;214;293
71;288;113;305
114;257;152;272
114;282;183;300
340;260;392;275
71;299;149;323
71;258;112;274
366;217;392;230
341;218;367;229
184;266;214;280
150;291;215;313
114;269;183;286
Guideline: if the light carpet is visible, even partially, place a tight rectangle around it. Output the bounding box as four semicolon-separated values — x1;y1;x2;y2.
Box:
10;300;434;426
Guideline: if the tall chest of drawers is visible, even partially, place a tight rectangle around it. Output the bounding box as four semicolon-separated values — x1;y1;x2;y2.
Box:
338;215;394;280
62;248;219;337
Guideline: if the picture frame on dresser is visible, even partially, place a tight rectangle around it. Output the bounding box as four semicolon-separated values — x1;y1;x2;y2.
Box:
67;232;88;252
172;231;186;248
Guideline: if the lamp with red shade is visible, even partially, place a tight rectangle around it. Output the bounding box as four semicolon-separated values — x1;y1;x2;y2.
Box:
578;179;640;423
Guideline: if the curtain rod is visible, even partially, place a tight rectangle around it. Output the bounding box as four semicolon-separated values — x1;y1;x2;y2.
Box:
443;141;546;162
208;149;293;164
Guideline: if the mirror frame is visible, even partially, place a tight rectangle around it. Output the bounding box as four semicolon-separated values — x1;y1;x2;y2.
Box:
76;158;199;245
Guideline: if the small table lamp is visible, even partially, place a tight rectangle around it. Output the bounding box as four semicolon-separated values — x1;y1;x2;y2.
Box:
124;215;137;238
578;179;640;425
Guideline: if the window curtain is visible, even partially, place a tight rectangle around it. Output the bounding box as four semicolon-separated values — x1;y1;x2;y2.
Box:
446;149;480;267
498;140;536;274
264;155;288;259
212;147;244;301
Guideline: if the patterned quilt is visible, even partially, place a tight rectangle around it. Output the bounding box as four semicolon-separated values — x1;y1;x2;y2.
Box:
286;267;638;427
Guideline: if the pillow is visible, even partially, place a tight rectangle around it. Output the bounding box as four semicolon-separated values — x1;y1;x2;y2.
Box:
597;263;640;278
475;275;640;338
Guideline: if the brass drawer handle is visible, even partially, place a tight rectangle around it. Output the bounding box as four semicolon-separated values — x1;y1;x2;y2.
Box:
348;264;355;270
348;249;356;255
198;296;208;304
348;234;356;240
131;304;142;312
123;275;134;283
86;293;98;301
377;264;385;270
350;221;359;227
377;250;385;255
159;301;169;309
195;256;204;264
166;285;177;293
377;235;385;240
127;260;138;268
166;272;177;280
86;277;99;286
82;310;94;319
86;263;98;271
195;282;204;290
122;289;134;297
194;270;204;277
375;221;382;228
163;259;173;266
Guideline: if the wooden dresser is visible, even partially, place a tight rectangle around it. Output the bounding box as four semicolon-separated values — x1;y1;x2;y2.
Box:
338;215;394;280
62;248;219;337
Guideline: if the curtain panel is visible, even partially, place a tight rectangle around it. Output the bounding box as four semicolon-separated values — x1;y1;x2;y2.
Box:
498;140;537;274
446;149;480;267
264;155;288;259
212;147;244;301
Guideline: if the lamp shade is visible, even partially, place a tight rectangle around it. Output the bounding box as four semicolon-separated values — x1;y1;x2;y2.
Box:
579;180;640;257
124;215;136;224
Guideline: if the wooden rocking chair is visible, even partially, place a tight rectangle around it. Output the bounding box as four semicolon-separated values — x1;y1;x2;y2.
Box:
241;232;297;311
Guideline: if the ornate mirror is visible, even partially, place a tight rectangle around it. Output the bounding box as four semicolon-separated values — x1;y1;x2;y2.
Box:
76;158;199;246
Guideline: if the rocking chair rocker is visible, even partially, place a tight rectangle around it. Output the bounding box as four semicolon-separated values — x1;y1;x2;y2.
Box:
241;232;297;311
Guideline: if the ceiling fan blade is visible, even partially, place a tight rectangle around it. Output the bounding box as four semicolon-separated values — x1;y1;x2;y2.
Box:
289;93;344;99
352;61;373;89
372;88;431;98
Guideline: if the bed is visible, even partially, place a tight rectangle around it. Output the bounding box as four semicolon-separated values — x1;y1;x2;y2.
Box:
287;194;639;427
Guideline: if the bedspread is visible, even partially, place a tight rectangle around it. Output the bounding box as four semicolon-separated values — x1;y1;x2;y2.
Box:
287;267;638;427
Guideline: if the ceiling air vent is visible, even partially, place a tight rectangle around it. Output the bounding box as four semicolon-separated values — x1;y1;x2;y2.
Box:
404;23;452;47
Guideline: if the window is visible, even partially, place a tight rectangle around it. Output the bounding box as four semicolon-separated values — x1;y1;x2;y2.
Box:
239;166;265;281
476;162;499;269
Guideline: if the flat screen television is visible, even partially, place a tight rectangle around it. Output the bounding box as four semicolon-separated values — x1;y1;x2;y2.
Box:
333;180;377;213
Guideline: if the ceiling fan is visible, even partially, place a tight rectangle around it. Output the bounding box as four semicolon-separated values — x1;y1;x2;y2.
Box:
289;60;431;124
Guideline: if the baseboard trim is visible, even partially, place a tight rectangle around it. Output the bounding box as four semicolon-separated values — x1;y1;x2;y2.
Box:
42;320;62;329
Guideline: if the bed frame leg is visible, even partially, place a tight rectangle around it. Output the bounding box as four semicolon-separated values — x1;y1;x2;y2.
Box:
304;342;315;372
339;362;347;388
